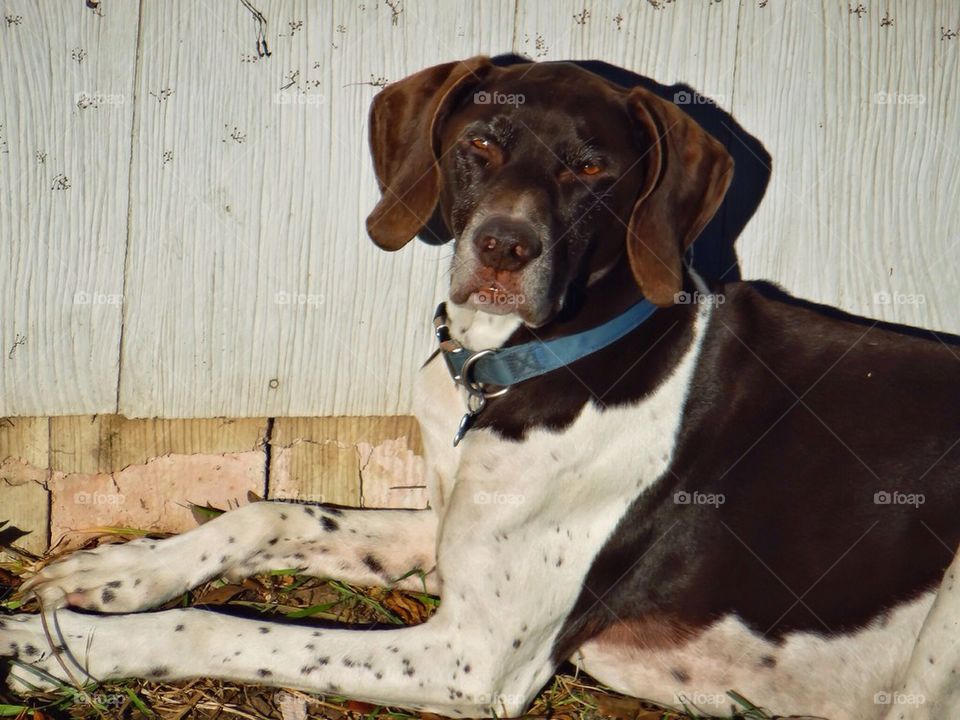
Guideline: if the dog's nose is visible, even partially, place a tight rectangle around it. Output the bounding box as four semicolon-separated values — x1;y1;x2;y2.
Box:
472;217;542;272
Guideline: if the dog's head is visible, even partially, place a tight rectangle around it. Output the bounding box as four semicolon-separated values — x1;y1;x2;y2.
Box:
366;57;733;327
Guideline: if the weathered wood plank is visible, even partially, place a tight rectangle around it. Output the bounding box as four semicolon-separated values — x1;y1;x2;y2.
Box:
118;0;515;418
270;416;425;508
0;2;139;415
730;1;960;332
49;416;269;474
512;0;740;93
47;416;269;549
0;418;50;554
0;417;48;467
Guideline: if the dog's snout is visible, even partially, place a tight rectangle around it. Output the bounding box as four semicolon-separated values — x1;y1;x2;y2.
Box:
472;217;542;271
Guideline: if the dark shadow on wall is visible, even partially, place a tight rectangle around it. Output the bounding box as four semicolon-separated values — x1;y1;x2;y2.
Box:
419;54;772;286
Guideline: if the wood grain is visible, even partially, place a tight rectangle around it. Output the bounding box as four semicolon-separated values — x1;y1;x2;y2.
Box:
730;1;960;332
1;1;957;417
0;2;139;415
118;1;515;417
49;416;268;474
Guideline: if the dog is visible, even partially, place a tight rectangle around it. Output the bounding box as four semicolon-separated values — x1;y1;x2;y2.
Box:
3;56;960;720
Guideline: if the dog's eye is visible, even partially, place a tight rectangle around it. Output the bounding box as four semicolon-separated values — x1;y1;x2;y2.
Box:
580;163;602;176
470;137;491;150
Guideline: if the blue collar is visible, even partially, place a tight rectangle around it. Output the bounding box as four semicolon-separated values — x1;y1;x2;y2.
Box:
433;299;659;444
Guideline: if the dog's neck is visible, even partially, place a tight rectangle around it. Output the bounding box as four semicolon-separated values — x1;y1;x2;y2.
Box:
444;260;706;352
444;302;524;350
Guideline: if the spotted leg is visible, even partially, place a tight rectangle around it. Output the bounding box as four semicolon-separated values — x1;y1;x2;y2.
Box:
22;502;439;613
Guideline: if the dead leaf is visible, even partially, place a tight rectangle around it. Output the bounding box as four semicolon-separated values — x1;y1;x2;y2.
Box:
195;584;246;605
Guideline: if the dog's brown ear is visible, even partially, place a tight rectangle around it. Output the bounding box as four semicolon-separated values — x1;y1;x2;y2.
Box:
625;87;734;306
366;56;492;251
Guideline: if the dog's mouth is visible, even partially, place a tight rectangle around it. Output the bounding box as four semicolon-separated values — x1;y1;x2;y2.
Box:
451;270;531;318
468;284;524;315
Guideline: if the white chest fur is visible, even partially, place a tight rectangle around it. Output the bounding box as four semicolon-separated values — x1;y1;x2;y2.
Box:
413;302;711;518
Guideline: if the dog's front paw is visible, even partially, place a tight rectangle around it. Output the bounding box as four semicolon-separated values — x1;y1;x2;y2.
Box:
0;614;86;692
21;538;190;613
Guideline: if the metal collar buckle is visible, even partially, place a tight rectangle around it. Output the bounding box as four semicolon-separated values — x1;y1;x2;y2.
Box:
460;349;509;399
451;350;510;447
434;307;509;446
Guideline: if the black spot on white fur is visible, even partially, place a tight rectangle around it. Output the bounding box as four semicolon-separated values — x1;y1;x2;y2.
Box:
363;554;385;575
322;516;339;532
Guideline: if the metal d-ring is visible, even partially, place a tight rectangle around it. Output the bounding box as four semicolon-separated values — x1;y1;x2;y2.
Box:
460;349;510;399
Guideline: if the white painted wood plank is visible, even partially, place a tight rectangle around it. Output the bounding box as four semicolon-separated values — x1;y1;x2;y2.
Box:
0;2;139;415
730;1;960;333
120;0;515;417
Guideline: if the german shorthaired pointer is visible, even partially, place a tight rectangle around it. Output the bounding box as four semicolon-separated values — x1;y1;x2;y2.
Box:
3;57;960;720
